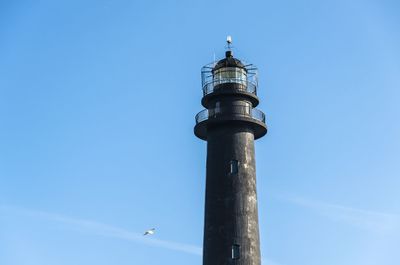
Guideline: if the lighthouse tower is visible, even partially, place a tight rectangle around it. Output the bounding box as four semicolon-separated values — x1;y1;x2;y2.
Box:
194;39;267;265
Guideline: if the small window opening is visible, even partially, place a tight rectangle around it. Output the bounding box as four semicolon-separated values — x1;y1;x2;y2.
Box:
215;102;221;114
229;160;239;175
232;244;240;260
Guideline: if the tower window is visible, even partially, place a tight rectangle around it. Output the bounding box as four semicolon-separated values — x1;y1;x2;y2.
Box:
232;244;240;259
215;102;221;113
229;160;238;175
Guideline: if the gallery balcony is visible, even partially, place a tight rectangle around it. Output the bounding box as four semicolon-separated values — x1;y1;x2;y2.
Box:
194;105;267;140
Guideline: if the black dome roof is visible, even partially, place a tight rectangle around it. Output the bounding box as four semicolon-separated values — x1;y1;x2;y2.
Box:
213;51;246;71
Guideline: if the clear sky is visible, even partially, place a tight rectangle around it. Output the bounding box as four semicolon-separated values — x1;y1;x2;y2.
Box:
1;0;400;264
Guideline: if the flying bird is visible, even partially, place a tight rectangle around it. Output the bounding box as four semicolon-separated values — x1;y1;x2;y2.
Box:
143;228;155;236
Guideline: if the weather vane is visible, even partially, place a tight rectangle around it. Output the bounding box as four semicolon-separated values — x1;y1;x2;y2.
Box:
226;35;232;50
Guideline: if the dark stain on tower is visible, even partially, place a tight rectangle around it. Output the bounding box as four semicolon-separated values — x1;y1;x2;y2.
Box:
194;42;267;265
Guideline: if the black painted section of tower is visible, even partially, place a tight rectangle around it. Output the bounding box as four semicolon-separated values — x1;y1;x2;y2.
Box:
194;51;266;265
204;126;260;265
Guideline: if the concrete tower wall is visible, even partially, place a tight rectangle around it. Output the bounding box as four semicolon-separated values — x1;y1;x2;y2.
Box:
203;125;261;265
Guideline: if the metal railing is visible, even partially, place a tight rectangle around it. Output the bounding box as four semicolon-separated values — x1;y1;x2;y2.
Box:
202;80;257;96
195;106;266;124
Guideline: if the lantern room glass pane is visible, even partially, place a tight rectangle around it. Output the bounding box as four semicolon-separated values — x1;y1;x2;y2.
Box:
213;67;247;86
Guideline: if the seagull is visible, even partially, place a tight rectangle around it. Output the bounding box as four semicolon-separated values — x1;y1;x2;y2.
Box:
143;228;155;236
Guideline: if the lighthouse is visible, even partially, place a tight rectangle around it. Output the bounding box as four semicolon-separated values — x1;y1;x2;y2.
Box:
194;39;267;265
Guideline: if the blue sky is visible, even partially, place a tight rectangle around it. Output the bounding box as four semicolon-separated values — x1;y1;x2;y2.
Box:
1;0;400;264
